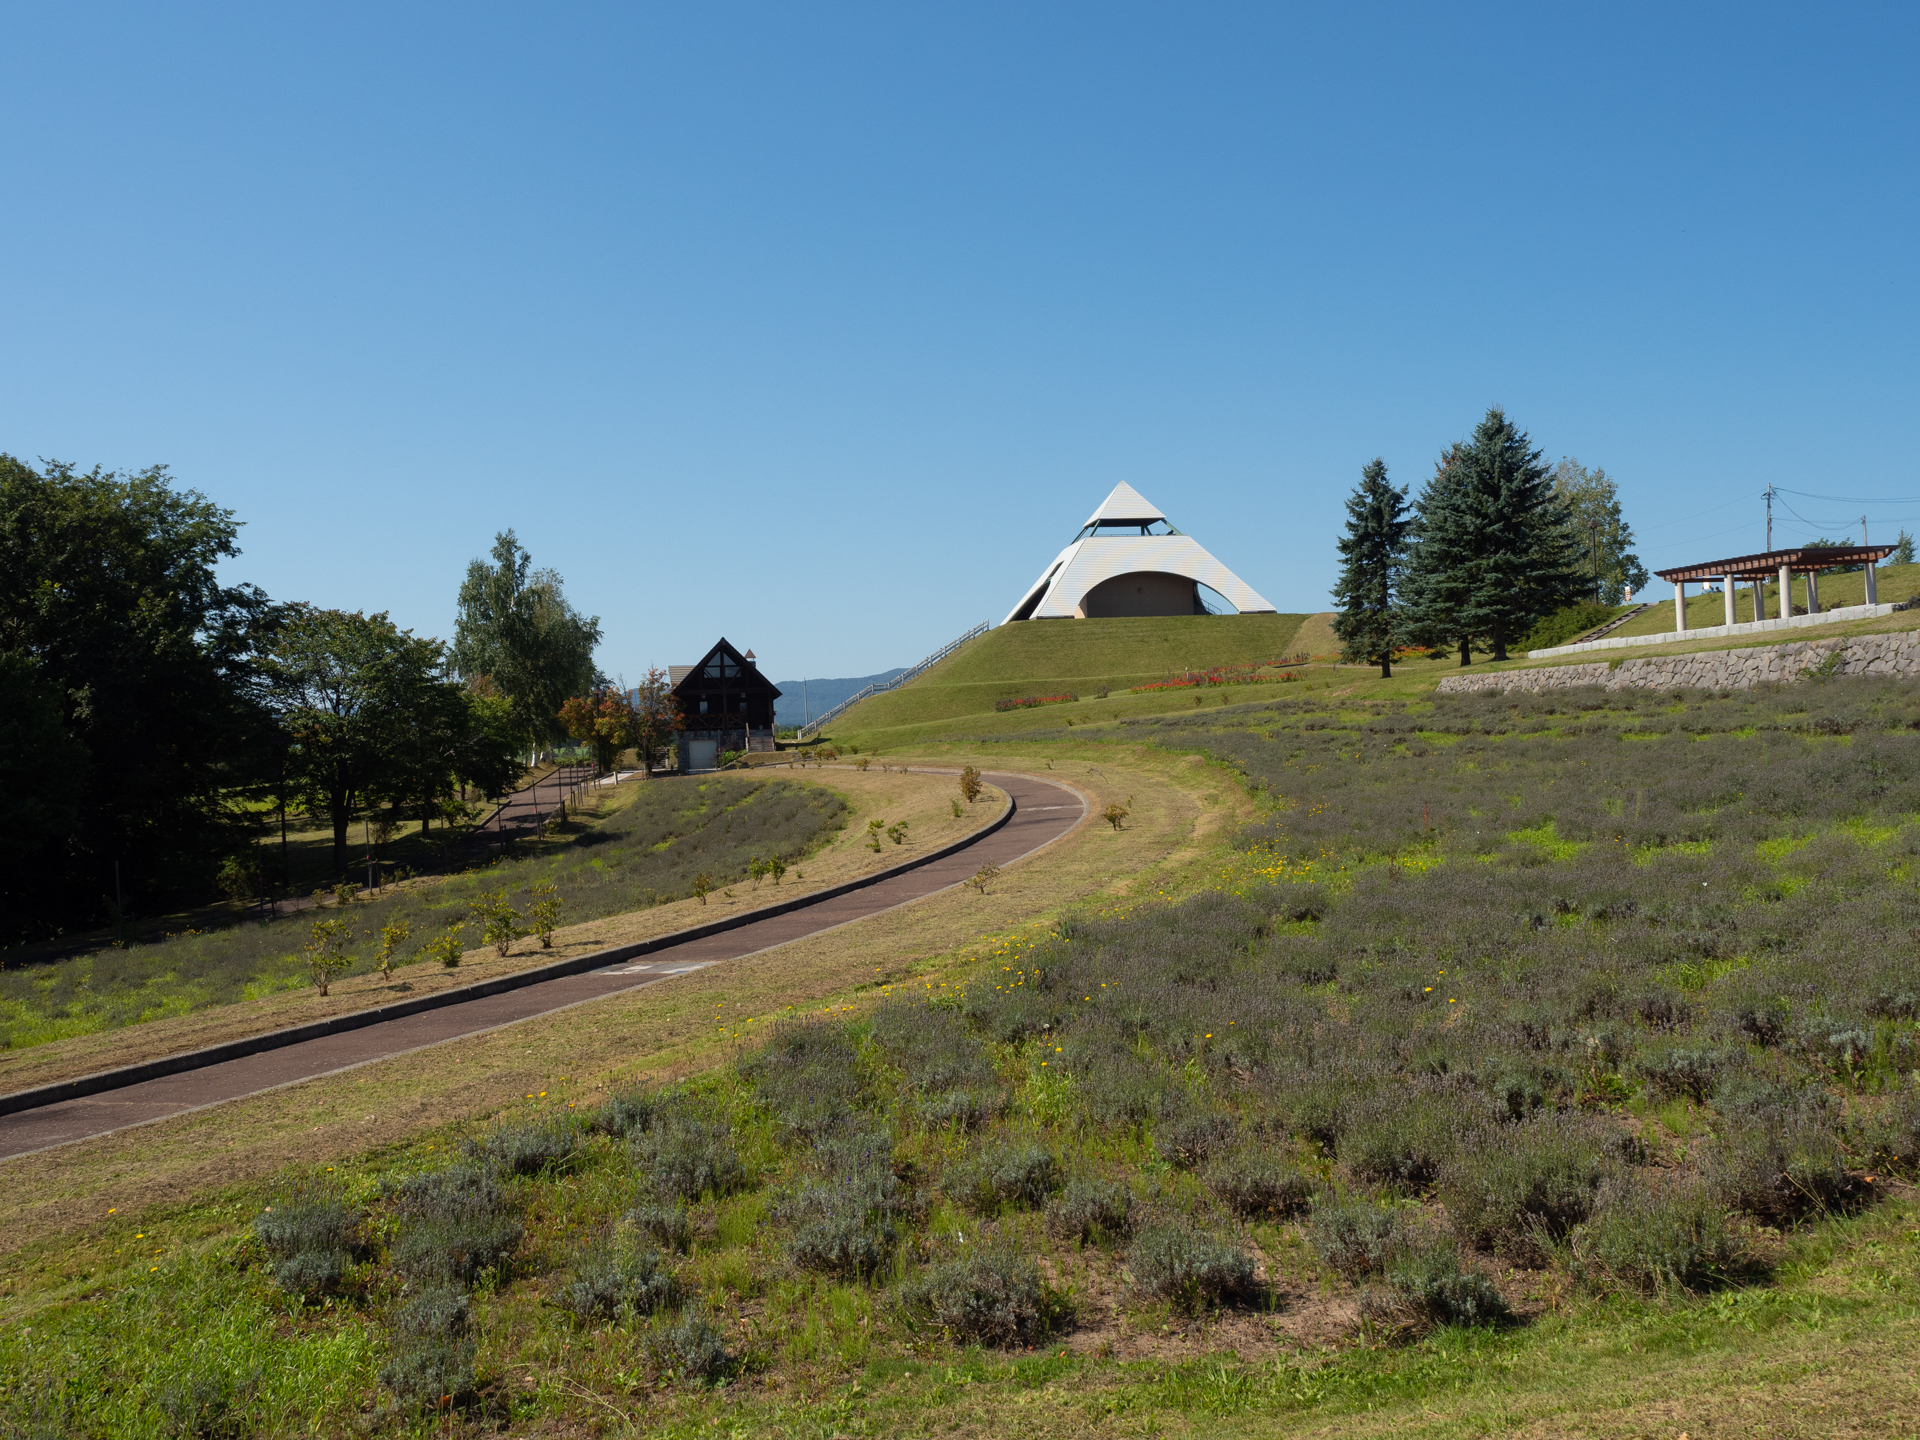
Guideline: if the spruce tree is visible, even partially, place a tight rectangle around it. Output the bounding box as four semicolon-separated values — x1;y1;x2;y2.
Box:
1452;408;1579;659
1331;459;1410;678
1403;408;1579;664
1402;444;1483;665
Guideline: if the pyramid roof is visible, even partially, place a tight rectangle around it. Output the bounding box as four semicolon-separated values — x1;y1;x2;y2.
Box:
1083;482;1165;528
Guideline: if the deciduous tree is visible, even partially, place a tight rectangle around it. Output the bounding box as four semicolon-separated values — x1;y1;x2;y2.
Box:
629;668;684;774
451;531;601;755
1552;459;1648;602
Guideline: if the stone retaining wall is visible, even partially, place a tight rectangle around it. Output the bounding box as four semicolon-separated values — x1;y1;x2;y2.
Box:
1436;629;1920;696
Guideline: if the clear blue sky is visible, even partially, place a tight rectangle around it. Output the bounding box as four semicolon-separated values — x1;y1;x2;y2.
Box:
5;4;1916;680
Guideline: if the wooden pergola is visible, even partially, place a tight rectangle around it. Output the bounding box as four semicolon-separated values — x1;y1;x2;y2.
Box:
1651;545;1893;634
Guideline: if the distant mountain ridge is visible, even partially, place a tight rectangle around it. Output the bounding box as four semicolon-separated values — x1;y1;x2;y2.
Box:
772;670;907;729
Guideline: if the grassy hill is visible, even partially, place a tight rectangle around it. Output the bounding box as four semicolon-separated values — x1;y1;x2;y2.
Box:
826;613;1310;743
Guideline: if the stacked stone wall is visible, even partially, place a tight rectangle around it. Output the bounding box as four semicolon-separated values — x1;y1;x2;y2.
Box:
1435;629;1920;696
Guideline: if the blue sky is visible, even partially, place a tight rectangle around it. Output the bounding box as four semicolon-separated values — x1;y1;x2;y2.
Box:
4;4;1916;680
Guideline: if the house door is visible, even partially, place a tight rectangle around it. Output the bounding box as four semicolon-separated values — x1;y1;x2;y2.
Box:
687;739;718;772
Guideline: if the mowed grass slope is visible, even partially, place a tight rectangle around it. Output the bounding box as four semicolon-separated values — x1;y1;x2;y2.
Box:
833;613;1309;742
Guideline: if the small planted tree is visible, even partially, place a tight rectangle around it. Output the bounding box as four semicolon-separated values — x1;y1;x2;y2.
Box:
768;856;787;885
304;918;353;995
692;872;713;905
967;862;1001;895
425;921;467;968
866;819;885;852
886;820;910;846
747;857;767;888
959;766;983;804
376;919;412;981
528;882;561;949
469;889;522;957
1101;803;1129;831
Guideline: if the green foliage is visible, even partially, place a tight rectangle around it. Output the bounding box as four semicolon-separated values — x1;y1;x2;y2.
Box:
254;1193;360;1299
0;456;275;940
1128;1222;1258;1313
1438;1115;1609;1261
450;529;602;750
631;1112;747;1201
1552;458;1648;604
1331;457;1411;676
556;1241;681;1322
477;1116;581;1177
374;918;412;980
648;1306;734;1384
1367;1242;1511;1331
424;920;467;968
1309;1198;1411;1280
1046;1176;1136;1242
302;917;353;996
467;887;522;957
1403;408;1582;662
949;1142;1062;1212
1572;1177;1747;1291
380;1285;476;1409
1517;601;1625;653
1203;1148;1317;1219
899;1247;1065;1346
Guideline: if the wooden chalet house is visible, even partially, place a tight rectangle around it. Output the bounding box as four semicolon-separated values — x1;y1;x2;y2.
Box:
668;638;782;772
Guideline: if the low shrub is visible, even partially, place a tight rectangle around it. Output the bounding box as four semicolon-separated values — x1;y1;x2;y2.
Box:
1046;1176;1135;1243
589;1087;659;1138
1635;1046;1733;1103
632;1115;748;1202
1338;1090;1459;1189
388;1163;523;1285
254;1194;360;1299
622;1200;694;1253
1865;1089;1920;1176
1439;1115;1608;1260
1152;1108;1237;1170
1308;1199;1410;1280
917;1089;1004;1131
1203;1149;1316;1219
741;1019;867;1137
380;1286;476;1410
154;1368;255;1440
899;1247;1065;1346
785;1187;901;1280
556;1243;680;1322
949;1143;1061;1212
1128;1222;1258;1313
1365;1242;1510;1332
993;693;1078;712
1572;1177;1747;1292
478;1117;581;1177
1516;602;1624;654
649;1306;734;1384
1707;1110;1862;1224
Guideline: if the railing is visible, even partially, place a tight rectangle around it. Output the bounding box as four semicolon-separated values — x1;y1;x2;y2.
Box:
797;621;989;741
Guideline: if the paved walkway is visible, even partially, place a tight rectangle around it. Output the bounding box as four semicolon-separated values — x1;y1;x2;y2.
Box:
0;771;1085;1160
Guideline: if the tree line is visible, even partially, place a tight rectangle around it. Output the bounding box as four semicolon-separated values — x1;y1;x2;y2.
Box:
0;456;654;945
1331;407;1649;677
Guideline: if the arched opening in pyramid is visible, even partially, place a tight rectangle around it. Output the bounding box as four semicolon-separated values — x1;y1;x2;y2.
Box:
1003;483;1275;623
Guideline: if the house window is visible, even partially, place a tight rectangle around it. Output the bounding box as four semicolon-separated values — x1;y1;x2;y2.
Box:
699;699;708;715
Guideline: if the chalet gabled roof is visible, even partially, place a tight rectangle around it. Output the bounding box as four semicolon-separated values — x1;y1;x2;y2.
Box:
668;637;782;697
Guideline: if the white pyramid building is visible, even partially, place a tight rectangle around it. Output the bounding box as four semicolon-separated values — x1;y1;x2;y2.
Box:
1002;483;1276;623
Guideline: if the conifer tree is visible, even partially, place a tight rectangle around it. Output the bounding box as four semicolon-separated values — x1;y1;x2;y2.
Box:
1403;408;1579;663
1331;459;1410;678
1402;444;1483;665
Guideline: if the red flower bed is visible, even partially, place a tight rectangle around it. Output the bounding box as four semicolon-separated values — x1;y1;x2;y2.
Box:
994;692;1079;712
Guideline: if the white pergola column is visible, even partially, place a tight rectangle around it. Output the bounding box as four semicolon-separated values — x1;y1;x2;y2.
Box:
1806;569;1820;615
1866;561;1879;605
1674;579;1688;632
1778;563;1792;617
1752;577;1765;621
1722;577;1736;626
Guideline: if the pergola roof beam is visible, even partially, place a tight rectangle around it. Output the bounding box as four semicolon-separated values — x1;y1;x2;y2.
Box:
1655;545;1892;584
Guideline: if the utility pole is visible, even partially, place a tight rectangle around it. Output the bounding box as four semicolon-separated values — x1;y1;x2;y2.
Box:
1765;485;1773;551
1863;513;1870;546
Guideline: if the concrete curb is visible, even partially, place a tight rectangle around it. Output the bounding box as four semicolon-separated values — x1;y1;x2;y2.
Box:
0;787;1015;1118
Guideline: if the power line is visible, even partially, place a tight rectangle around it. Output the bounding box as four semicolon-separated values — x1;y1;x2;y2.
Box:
1773;486;1920;505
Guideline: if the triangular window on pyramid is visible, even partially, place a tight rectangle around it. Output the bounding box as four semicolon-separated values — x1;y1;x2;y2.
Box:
1003;484;1275;622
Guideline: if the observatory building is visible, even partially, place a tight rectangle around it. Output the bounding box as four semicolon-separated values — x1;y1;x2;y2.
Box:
1002;483;1276;623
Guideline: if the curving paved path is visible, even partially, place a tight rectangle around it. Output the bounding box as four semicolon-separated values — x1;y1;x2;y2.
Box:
0;771;1085;1161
